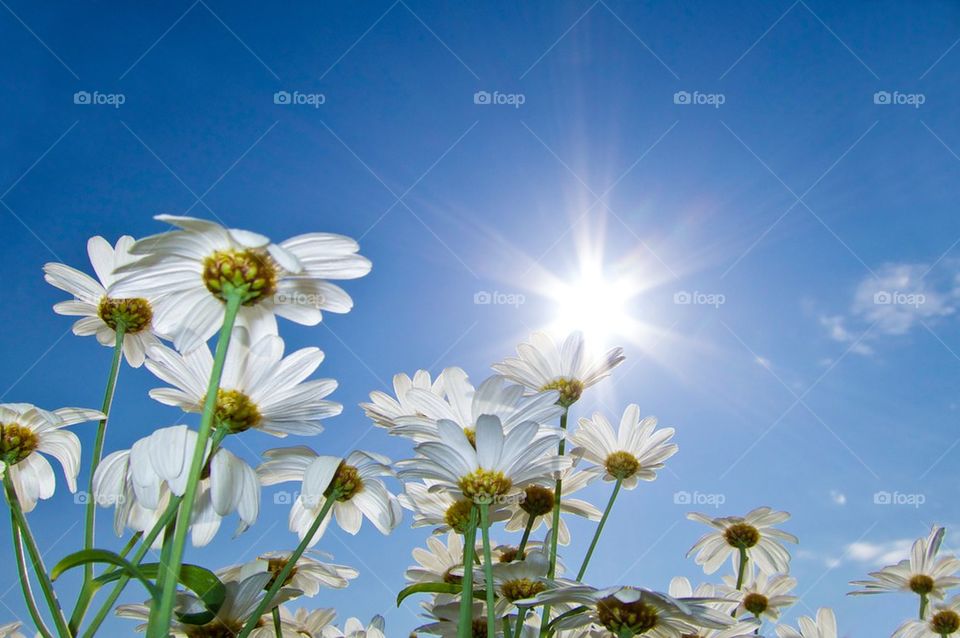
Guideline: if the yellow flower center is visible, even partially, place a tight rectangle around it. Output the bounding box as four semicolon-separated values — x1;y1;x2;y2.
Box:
443;499;475;534
97;297;153;333
910;574;935;595
743;592;768;616
501;578;545;602
498;547;525;563
442;567;462;585
932;610;960;635
458;468;512;503
324;462;363;501
185;621;255;638
605;451;640;480
724;523;760;549
0;424;39;466
520;485;555;517
540;377;584;407
463;427;476;448
202;249;278;305
211;389;261;433
596;594;658;633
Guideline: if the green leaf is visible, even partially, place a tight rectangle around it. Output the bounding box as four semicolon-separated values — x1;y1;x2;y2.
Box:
395;582;490;607
51;549;159;600
95;562;226;625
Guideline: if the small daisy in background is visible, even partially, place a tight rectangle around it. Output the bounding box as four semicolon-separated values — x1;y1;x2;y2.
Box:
405;532;466;586
277;607;337;637
503;468;601;546
0;403;103;511
687;507;797;577
44;235;161;367
668;577;760;637
723;567;798;622
219;550;358;596
398;480;510;533
318;615;385;638
111;215;372;352
776;608;838;638
493;331;625;407
894;594;960;638
360;369;444;429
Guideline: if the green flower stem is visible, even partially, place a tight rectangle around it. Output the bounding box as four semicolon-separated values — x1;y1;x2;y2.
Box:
512;607;527;638
3;474;71;637
237;490;340;638
82;498;181;638
272;607;283;636
919;592;929;620
516;515;535;557
540;409;568;637
576;477;622;581
735;548;749;590
147;292;242;638
10;512;54;638
70;326;126;633
457;506;479;638
479;503;496;638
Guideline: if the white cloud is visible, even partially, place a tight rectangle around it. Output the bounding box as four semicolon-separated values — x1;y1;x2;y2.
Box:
830;489;847;505
845;538;913;566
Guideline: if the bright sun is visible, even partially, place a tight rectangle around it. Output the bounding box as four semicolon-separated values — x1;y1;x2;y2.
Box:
549;270;635;346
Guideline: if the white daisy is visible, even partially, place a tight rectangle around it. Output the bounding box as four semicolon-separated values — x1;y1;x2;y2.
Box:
775;608;838;638
531;583;734;637
667;577;759;638
110;215;371;352
44;235;161;367
415;595;534;637
0;622;26;638
146;326;340;436
277;607;337;637
406;531;466;585
504;468;602;546
850;526;960;600
483;550;553;615
572;405;678;489
116;572;299;637
220;550;358;596
492;331;625;406
0;403;103;511
388;368;564;443
721;567;797;621
92;447;167;542
360;369;443;429
399;480;510;533
396;416;570;505
687;507;798;575
319;616;385;638
258;447;400;546
894;595;960;638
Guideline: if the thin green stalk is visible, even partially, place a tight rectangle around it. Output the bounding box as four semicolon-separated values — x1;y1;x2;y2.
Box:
236;491;340;638
70;327;125;633
3;474;71;636
576;478;622;581
735;548;748;590
272;608;283;636
480;503;495;638
540;410;568;637
516;515;535;557
10;513;54;638
82;498;182;638
920;592;929;619
147;292;242;637
502;615;512;637
512;607;527;638
457;506;479;638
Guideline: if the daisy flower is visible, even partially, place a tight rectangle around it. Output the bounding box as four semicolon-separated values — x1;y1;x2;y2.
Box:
405;531;466;585
775;608;838;638
482;550;553;615
668;577;759;638
258;447;400;546
0;402;103;511
0;622;25;638
319;615;385;638
219;550;358;596
572;405;678;488
396;416;570;505
894;595;960;638
277;607;337;637
116;572;299;637
399;480;510;533
146;326;340;436
721;567;797;621
43;235;161;367
388;368;564;443
850;526;960;601
360;369;443;429
492;331;625;407
531;584;733;636
687;507;798;575
415;596;536;637
110;215;371;352
504;468;602;546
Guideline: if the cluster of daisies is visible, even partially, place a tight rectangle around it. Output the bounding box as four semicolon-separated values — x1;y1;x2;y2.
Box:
0;215;938;638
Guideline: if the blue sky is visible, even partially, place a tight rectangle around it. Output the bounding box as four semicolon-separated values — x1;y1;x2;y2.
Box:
2;1;960;635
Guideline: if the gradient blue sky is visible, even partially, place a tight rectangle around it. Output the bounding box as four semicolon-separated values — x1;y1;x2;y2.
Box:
2;1;960;635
